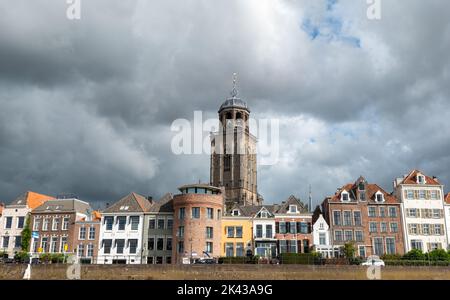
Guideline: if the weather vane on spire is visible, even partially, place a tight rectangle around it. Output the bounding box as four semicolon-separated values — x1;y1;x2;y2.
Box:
231;72;238;98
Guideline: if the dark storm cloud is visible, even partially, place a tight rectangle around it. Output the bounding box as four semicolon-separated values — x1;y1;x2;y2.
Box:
0;0;449;207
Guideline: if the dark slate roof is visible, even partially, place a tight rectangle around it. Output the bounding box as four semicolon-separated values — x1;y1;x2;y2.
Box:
273;195;308;213
149;193;174;213
104;192;152;213
32;199;91;214
227;204;276;217
219;97;249;112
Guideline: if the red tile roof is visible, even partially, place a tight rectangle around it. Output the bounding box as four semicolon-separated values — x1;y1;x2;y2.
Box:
0;203;4;215
400;170;440;186
445;193;450;205
329;178;397;203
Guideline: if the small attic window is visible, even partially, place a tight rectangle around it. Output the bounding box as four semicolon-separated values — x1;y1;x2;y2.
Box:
17;200;23;204
341;191;350;202
232;209;240;216
358;182;365;191
289;205;298;213
260;211;268;218
417;175;426;184
375;192;385;203
119;206;129;211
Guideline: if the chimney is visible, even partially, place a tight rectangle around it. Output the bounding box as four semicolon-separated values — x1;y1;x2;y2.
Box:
105;202;110;209
147;196;153;203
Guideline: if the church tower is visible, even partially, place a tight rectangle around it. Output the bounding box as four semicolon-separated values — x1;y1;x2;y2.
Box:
210;74;261;209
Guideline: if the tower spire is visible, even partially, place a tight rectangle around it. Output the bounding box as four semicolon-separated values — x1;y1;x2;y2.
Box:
230;73;238;98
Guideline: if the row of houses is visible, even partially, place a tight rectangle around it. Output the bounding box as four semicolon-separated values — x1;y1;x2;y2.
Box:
1;169;450;264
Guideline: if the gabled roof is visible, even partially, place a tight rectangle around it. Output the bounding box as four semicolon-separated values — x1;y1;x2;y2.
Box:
149;193;174;213
445;193;450;205
400;170;440;186
273;195;308;214
33;199;91;214
227;204;276;217
9;191;54;210
104;192;152;213
328;177;398;204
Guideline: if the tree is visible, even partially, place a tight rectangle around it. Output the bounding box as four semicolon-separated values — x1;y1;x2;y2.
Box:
403;249;425;260
427;249;448;261
342;242;356;259
21;216;32;252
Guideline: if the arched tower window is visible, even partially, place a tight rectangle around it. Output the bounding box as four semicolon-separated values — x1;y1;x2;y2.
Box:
226;112;232;119
236;112;242;119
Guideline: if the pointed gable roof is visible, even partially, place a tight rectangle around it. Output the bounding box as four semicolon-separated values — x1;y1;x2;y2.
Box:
104;192;152;213
329;178;397;204
274;195;308;213
400;170;440;185
9;191;54;210
149;193;174;213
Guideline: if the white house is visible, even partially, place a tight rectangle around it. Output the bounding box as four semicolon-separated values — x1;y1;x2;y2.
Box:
0;191;53;258
312;213;339;258
394;170;448;253
252;206;277;258
445;193;450;250
97;193;151;264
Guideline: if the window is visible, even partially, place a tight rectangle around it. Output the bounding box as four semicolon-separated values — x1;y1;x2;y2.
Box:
227;227;235;238
225;243;234;257
289;222;297;234
417;175;425;184
368;207;376;217
266;225;273;238
355;231;364;242
41;237;48;253
206;227;213;239
430;190;438;200
319;223;324;230
232;209;240;216
341;192;350;202
422;224;430;235
379;207;386;218
14;236;22;248
334;231;343;242
129;239;138;254
359;192;366;201
33;219;40;231
369;222;377;233
289;205;298;213
429;243;441;251
17;217;25;229
279;222;286;234
167;219;173;229
50;237;58;253
148;238;155;251
217;210;221;219
333;211;341;226
376;193;384;202
79;227;86;240
358;182;365;191
359;246;366;258
115;239;125;254
419;190;426;199
411;240;422;251
43;218;49;231
117;217;126;231
385;238;395;254
87;244;94;257
130;216;140;230
432;209;441;219
192;207;200;219
389;207;397;218
353;211;362;226
205;242;213;253
256;225;263;238
103;239;112;254
408;208;418;218
344;230;353;241
409;224;418;235
52;218;60;231
104;217;113;231
279;240;288;253
407;190;414;199
380;222;387;233
207;208;214;219
2;236;10;248
343;211;352;226
77;244;85;257
434;224;442;235
178;208;185;220
319;233;326;245
374;237;384;256
5;217;12;229
166;238;172;251
178;226;184;238
88;227;95;240
166;256;172;264
289;240;297;253
390;223;398;233
60;237;68;252
157;218;165;230
149;218;156;229
300;222;309;234
236;243;244;257
236;226;243;238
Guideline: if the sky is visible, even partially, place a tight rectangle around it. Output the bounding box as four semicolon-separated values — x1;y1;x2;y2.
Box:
1;0;449;209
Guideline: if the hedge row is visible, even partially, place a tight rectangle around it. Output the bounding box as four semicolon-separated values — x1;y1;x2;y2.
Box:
384;260;450;266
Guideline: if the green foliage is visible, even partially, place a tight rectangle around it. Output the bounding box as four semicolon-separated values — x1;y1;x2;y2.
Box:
381;254;403;261
218;256;259;264
279;253;317;265
349;257;362;265
403;249;426;260
14;251;30;263
385;260;450;266
342;242;356;259
426;249;449;261
39;253;67;264
21;216;32;251
0;251;8;258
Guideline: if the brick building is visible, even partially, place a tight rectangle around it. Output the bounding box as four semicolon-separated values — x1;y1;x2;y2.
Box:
172;184;224;264
321;176;404;258
72;210;101;263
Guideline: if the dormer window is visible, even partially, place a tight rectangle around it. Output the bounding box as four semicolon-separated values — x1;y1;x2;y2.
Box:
358;182;365;191
417;175;426;185
375;192;385;203
232;209;240;216
341;191;350;202
260;211;268;218
289;205;298;213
